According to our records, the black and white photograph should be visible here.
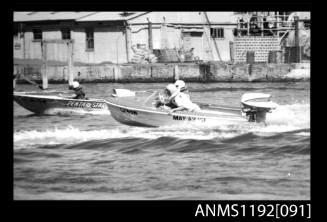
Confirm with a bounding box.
[13,11,310,201]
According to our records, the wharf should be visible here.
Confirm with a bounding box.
[14,61,310,84]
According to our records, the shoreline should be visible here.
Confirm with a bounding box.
[14,61,310,83]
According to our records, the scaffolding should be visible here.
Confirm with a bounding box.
[235,12,309,42]
[234,12,310,63]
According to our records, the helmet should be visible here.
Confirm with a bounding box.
[72,81,80,89]
[166,84,177,95]
[175,80,186,89]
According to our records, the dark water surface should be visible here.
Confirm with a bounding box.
[14,82,310,200]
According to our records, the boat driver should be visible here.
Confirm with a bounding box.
[165,83,200,114]
[168,80,190,101]
[71,81,86,99]
[154,84,178,109]
[58,81,86,99]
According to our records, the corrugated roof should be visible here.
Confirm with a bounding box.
[14,11,97,22]
[76,12,149,21]
[128,12,238,24]
[205,12,239,24]
[14,11,238,24]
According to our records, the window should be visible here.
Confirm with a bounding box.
[85,28,94,51]
[33,29,42,40]
[210,28,224,39]
[61,29,71,40]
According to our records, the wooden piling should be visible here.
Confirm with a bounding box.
[204,12,222,61]
[41,41,48,89]
[13,74,16,90]
[229,41,234,64]
[13,66,17,90]
[246,51,255,76]
[125,24,132,63]
[67,41,74,87]
[294,16,300,63]
[147,18,153,51]
[174,65,179,80]
[113,65,120,82]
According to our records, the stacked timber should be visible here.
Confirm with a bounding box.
[131,45,158,64]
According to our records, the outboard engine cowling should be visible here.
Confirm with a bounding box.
[241,93,278,123]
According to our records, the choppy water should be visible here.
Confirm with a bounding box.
[13,82,310,200]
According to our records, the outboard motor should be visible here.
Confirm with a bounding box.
[241,93,278,123]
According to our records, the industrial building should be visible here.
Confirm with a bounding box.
[13,11,239,64]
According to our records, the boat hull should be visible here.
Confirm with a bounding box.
[14,92,110,115]
[105,97,247,127]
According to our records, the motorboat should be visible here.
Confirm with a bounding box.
[105,89,278,127]
[14,91,110,115]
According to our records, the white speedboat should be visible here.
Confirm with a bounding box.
[105,89,278,127]
[14,91,110,115]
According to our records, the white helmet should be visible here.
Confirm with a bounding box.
[72,81,80,89]
[166,83,177,95]
[175,80,186,89]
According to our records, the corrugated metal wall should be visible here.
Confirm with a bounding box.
[14,22,235,64]
[46,42,69,62]
[14,27,128,64]
[129,24,234,62]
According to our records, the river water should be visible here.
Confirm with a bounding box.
[13,82,310,200]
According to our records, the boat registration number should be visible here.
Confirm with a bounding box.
[173,115,206,122]
[65,101,105,109]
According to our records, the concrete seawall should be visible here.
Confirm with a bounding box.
[14,61,310,83]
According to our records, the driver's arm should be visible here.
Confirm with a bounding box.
[170,106,186,113]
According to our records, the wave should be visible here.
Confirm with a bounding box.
[264,103,310,132]
[285,68,310,80]
[191,86,309,92]
[14,103,310,149]
[14,131,310,155]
